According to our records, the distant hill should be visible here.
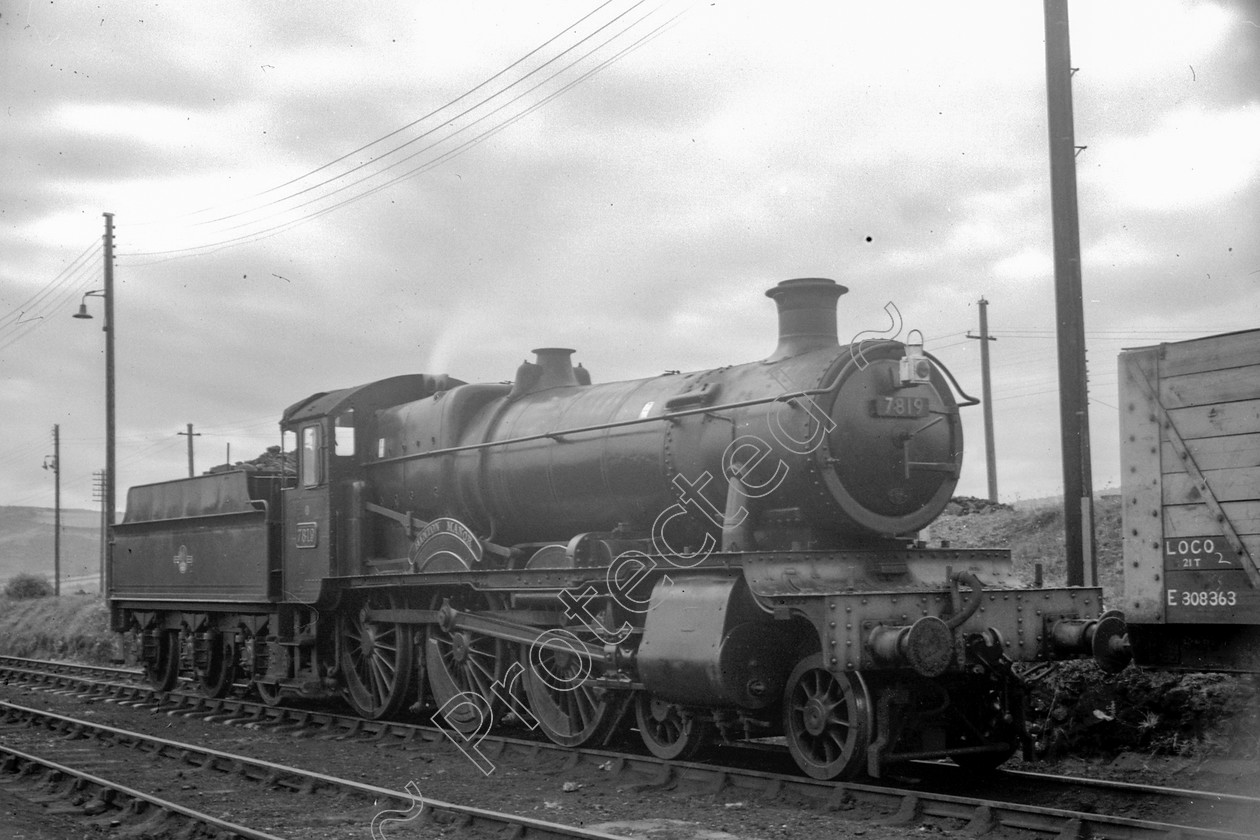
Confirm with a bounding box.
[0,506,103,593]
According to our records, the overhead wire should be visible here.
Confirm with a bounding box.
[1,8,664,359]
[123,1,685,262]
[140,0,630,229]
[0,440,52,473]
[324,0,692,219]
[0,258,102,354]
[121,0,689,263]
[0,239,98,328]
[0,240,102,353]
[8,2,700,508]
[3,433,185,507]
[197,0,649,232]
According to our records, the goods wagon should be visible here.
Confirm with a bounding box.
[1119,329,1260,672]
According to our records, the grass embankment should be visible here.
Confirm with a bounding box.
[0,593,114,663]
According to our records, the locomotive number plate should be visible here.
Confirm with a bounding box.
[871,396,929,418]
[295,521,319,549]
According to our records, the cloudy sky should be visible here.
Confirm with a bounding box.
[2,1,1258,524]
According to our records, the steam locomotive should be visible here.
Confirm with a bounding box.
[109,278,1129,780]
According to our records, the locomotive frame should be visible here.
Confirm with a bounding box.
[109,278,1128,780]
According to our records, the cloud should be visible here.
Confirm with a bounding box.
[1089,104,1260,212]
[2,0,1258,513]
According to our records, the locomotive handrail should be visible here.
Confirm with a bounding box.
[924,350,981,407]
[369,384,844,467]
[370,348,977,468]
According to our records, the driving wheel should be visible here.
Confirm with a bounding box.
[425,591,507,733]
[341,592,416,719]
[519,629,619,748]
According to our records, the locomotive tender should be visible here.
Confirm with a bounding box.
[110,277,1128,779]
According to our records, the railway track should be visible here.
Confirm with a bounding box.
[0,743,287,840]
[0,653,143,683]
[0,699,634,840]
[3,655,1257,839]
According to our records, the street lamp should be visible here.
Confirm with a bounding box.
[73,289,106,320]
[73,212,115,597]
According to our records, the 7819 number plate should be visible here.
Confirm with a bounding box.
[295,521,319,549]
[872,396,929,418]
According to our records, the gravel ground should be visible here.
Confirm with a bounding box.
[0,786,97,840]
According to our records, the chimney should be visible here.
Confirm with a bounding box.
[531,347,580,389]
[765,278,847,361]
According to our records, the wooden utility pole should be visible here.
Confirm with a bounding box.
[45,425,61,596]
[103,212,116,596]
[967,298,998,503]
[92,470,106,593]
[73,214,115,595]
[178,423,201,477]
[1044,0,1096,587]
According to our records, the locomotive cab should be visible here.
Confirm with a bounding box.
[278,374,463,603]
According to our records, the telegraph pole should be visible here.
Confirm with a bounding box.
[1044,0,1096,587]
[967,298,998,503]
[72,214,116,594]
[44,425,61,596]
[178,423,201,477]
[92,470,106,593]
[103,212,117,596]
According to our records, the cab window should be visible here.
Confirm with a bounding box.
[301,425,322,487]
[333,410,355,458]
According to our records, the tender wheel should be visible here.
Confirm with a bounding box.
[249,629,284,706]
[426,591,507,733]
[341,592,416,720]
[255,681,284,707]
[783,654,872,781]
[519,631,618,748]
[195,631,236,698]
[635,694,712,761]
[145,629,180,691]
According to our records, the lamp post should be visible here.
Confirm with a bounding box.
[73,211,116,597]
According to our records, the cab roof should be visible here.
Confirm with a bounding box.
[281,373,464,427]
